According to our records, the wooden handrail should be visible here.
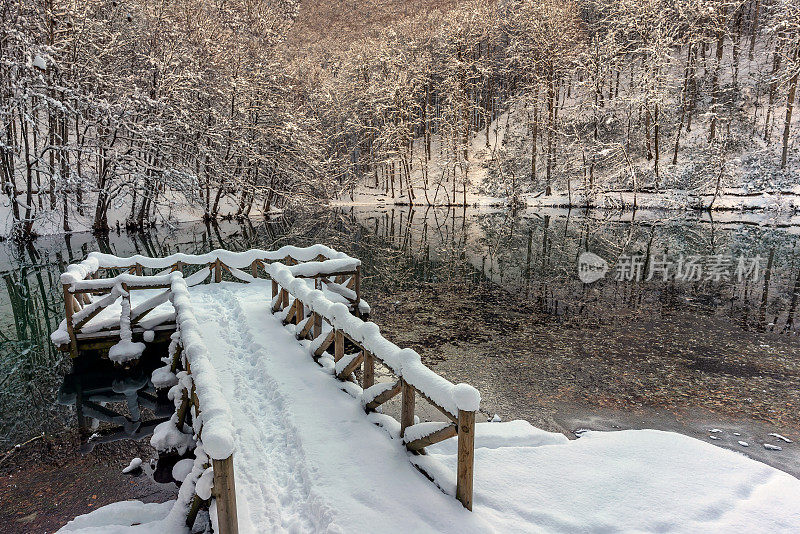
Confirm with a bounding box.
[58,249,364,354]
[268,266,478,510]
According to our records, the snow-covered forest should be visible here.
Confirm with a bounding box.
[3,0,800,239]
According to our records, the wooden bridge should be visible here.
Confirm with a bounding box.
[55,246,480,533]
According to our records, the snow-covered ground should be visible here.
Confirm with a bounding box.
[57,281,800,533]
[0,191,282,238]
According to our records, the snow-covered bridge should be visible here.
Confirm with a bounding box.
[54,247,800,533]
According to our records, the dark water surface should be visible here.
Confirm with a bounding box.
[2,207,799,475]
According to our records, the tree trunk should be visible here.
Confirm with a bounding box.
[781,40,799,169]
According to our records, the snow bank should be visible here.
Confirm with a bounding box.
[57,501,176,533]
[413,427,800,532]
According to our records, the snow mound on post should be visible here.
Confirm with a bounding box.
[151,365,178,389]
[452,383,481,412]
[108,339,145,363]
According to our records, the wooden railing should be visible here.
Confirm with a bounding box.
[56,247,365,357]
[265,261,479,510]
[166,272,239,534]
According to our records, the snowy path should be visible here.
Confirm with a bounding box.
[189,282,491,533]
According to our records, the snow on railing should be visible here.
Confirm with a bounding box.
[59,245,357,284]
[148,272,239,533]
[266,261,480,510]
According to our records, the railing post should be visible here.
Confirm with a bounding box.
[272,280,278,299]
[354,265,362,317]
[400,380,415,436]
[313,312,322,338]
[281,286,289,308]
[212,456,239,534]
[214,259,222,283]
[456,409,475,511]
[334,330,344,362]
[295,300,304,325]
[62,283,78,358]
[362,349,374,389]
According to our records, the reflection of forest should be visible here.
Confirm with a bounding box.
[348,206,800,333]
[344,206,800,472]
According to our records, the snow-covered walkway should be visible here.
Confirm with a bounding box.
[61,281,800,533]
[189,282,488,532]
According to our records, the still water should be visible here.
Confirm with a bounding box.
[2,206,799,473]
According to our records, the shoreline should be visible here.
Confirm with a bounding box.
[0,429,176,534]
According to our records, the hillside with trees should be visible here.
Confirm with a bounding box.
[2,0,800,240]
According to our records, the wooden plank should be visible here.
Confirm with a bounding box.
[456,410,476,511]
[176,389,190,428]
[73,295,114,331]
[400,380,415,436]
[365,380,402,410]
[281,286,289,308]
[404,423,457,452]
[297,316,315,339]
[313,330,335,357]
[336,351,364,380]
[130,289,171,325]
[362,350,374,389]
[185,493,207,528]
[282,299,297,325]
[170,344,183,373]
[212,456,239,534]
[295,300,304,326]
[63,284,78,358]
[70,284,171,294]
[272,289,285,312]
[313,312,322,338]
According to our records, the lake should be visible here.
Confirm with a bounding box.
[2,206,799,474]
